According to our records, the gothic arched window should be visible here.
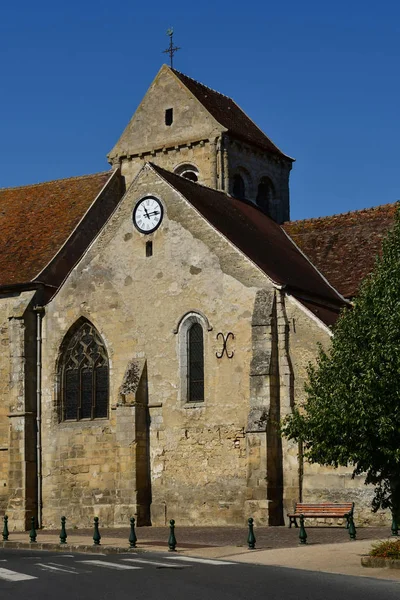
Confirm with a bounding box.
[187,323,204,402]
[59,320,109,421]
[256,177,275,215]
[233,174,246,200]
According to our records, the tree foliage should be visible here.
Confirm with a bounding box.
[282,204,400,515]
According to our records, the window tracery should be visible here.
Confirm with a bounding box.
[59,320,109,421]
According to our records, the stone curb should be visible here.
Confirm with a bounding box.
[0,541,149,555]
[361,556,400,569]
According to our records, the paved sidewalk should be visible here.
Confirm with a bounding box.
[217,540,400,582]
[1,526,399,582]
[19,524,392,548]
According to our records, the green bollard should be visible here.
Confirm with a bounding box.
[299,514,307,545]
[93,517,101,546]
[2,515,9,541]
[168,519,177,552]
[348,514,356,540]
[129,517,137,548]
[60,516,67,544]
[391,514,399,536]
[29,516,37,543]
[247,517,256,550]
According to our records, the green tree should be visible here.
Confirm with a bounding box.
[282,204,400,526]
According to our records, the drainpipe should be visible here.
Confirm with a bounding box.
[34,306,45,528]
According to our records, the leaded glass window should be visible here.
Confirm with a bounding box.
[60,321,109,421]
[187,323,204,402]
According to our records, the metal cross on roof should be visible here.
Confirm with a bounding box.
[163,28,180,69]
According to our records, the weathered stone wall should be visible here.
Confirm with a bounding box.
[109,67,221,161]
[284,296,386,526]
[108,66,222,189]
[118,141,217,191]
[40,166,274,528]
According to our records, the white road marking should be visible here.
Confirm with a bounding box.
[24,555,74,559]
[0,567,37,582]
[122,558,191,568]
[166,556,236,565]
[48,562,78,569]
[78,560,141,570]
[35,563,78,574]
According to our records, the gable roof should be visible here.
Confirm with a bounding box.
[283,203,397,299]
[150,164,346,326]
[0,171,122,290]
[171,68,292,160]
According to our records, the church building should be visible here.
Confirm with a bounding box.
[0,65,393,530]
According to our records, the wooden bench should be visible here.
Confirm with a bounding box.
[287,502,354,528]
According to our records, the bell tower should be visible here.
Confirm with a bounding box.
[108,65,293,224]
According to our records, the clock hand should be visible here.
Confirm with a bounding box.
[143,206,150,219]
[147,211,160,217]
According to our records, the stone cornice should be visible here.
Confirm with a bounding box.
[108,138,212,165]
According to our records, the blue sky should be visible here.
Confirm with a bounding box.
[1,1,399,220]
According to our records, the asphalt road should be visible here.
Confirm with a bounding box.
[0,548,399,600]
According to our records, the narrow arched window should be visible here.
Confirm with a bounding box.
[59,320,109,421]
[256,177,274,215]
[233,174,246,200]
[182,171,198,182]
[174,163,199,182]
[187,323,204,402]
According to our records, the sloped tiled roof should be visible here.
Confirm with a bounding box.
[151,164,345,326]
[0,172,116,288]
[283,203,397,298]
[172,69,292,160]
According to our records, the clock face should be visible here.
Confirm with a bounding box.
[133,196,163,234]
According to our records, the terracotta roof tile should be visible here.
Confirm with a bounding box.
[0,172,114,287]
[283,203,398,298]
[151,164,345,326]
[172,69,292,159]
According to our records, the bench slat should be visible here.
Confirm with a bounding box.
[295,507,351,510]
[293,508,350,512]
[288,513,349,517]
[295,504,352,509]
[287,502,354,520]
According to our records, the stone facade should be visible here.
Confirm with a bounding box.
[39,168,269,527]
[0,65,386,531]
